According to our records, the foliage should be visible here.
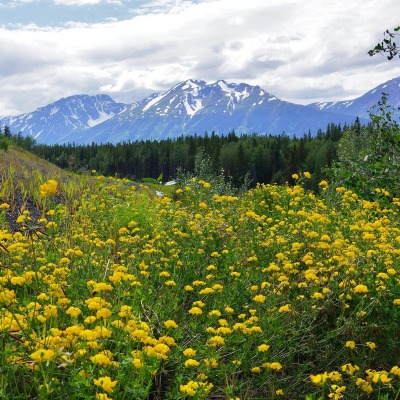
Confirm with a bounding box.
[0,165,400,399]
[0,134,9,152]
[30,125,345,190]
[368,26,400,60]
[328,94,400,200]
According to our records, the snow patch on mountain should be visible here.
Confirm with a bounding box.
[87,111,117,127]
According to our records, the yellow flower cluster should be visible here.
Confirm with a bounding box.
[40,179,58,198]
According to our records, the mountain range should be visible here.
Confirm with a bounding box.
[1,77,399,145]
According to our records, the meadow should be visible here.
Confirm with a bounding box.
[0,158,400,399]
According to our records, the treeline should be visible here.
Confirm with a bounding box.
[30,123,346,189]
[0,126,36,151]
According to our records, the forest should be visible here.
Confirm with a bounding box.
[14,122,347,191]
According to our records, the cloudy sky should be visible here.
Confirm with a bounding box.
[0,0,399,116]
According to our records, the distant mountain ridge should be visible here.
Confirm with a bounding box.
[307,76,400,119]
[0,94,127,144]
[1,77,399,145]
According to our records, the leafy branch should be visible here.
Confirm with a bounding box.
[368,26,400,60]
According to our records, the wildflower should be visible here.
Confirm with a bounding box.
[31,349,55,363]
[207,335,225,347]
[0,203,10,209]
[164,320,178,329]
[292,173,299,179]
[40,180,58,198]
[263,362,283,371]
[183,348,197,358]
[278,304,291,313]
[253,294,266,303]
[96,394,112,400]
[341,363,359,375]
[66,306,82,318]
[345,341,356,350]
[304,171,311,179]
[189,307,203,316]
[204,358,218,368]
[258,344,270,352]
[132,358,144,368]
[276,389,284,396]
[93,376,118,394]
[390,366,400,376]
[91,354,111,366]
[366,341,376,350]
[185,359,200,367]
[310,372,329,386]
[355,378,373,394]
[251,366,261,373]
[353,284,368,294]
[96,308,112,319]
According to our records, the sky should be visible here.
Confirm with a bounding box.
[0,0,399,116]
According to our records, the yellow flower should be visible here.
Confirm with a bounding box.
[0,203,10,209]
[253,294,266,303]
[183,348,197,357]
[96,308,112,319]
[93,376,118,394]
[207,335,225,347]
[40,180,58,198]
[257,344,270,352]
[278,304,291,313]
[164,320,178,329]
[184,359,200,367]
[31,349,55,362]
[263,362,283,371]
[96,394,111,400]
[189,307,203,316]
[251,366,261,373]
[310,372,329,386]
[353,284,368,294]
[304,171,311,179]
[66,306,82,318]
[292,173,299,179]
[366,341,376,350]
[345,341,356,350]
[91,354,111,366]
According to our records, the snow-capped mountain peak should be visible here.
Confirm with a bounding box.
[1,77,398,145]
[0,94,126,144]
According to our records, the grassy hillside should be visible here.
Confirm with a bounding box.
[0,148,400,399]
[0,145,67,178]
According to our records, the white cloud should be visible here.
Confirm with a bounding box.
[52,0,122,5]
[0,0,399,116]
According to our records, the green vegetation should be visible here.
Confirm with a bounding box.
[369,26,400,60]
[329,95,400,201]
[30,123,345,191]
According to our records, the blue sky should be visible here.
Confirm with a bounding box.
[0,0,144,26]
[0,0,399,116]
